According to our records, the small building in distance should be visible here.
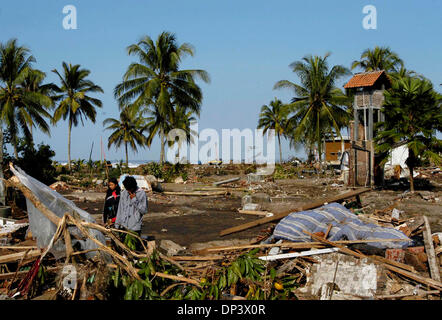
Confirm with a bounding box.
[324,135,351,165]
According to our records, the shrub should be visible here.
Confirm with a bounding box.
[7,140,58,185]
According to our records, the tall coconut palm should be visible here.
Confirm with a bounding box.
[21,69,57,140]
[114,31,210,164]
[0,39,53,158]
[52,62,103,171]
[103,106,147,168]
[257,98,289,163]
[274,53,351,169]
[351,46,403,73]
[168,105,198,162]
[142,102,172,154]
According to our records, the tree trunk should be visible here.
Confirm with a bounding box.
[277,133,282,164]
[406,149,417,193]
[125,142,129,169]
[160,128,165,165]
[13,138,18,159]
[409,165,415,193]
[317,136,322,175]
[68,121,72,172]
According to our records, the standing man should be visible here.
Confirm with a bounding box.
[115,176,148,235]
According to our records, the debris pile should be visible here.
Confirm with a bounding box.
[1,165,441,300]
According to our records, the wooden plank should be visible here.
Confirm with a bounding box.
[423,216,441,282]
[0,249,41,264]
[219,188,371,236]
[237,210,270,216]
[200,238,409,253]
[0,246,38,250]
[0,266,60,281]
[324,224,332,239]
[213,177,240,186]
[259,248,339,261]
[163,191,227,196]
[154,272,201,287]
[375,290,440,299]
[169,255,225,261]
[371,255,415,273]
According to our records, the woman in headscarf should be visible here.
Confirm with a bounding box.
[103,177,121,224]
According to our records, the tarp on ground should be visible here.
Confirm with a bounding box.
[272,202,412,249]
[11,166,107,260]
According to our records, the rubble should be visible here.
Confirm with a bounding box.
[300,252,387,298]
[159,240,186,256]
[1,164,441,301]
[49,181,70,192]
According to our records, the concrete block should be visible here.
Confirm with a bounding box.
[242,203,260,211]
[305,252,386,298]
[247,173,265,183]
[251,193,271,203]
[241,195,253,207]
[159,240,185,256]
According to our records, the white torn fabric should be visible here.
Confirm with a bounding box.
[10,166,107,260]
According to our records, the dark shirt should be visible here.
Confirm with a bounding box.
[103,186,121,223]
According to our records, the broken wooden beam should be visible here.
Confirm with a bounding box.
[213,177,240,186]
[154,272,201,287]
[375,290,440,300]
[0,249,41,264]
[423,216,441,282]
[259,248,340,261]
[163,191,228,196]
[371,255,415,273]
[0,246,38,250]
[169,255,225,261]
[198,238,409,254]
[237,209,271,216]
[219,188,372,236]
[0,266,60,281]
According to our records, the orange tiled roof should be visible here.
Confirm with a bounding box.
[344,70,386,89]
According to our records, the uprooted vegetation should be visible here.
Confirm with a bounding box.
[1,163,442,300]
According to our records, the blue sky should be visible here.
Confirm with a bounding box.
[1,0,441,162]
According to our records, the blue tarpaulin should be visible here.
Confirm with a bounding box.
[272,202,412,249]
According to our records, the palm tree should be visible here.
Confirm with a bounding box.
[0,39,53,158]
[114,31,210,164]
[52,62,103,171]
[274,53,351,169]
[167,105,197,162]
[103,106,147,168]
[389,67,424,83]
[351,46,403,73]
[257,98,289,163]
[375,76,442,192]
[21,69,57,140]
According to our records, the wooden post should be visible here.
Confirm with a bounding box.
[423,216,441,282]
